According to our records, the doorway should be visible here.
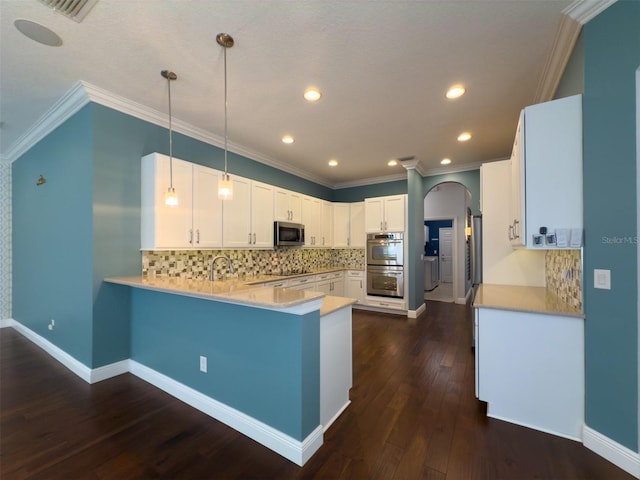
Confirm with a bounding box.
[423,182,471,304]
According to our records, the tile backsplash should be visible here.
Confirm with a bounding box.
[143,248,365,280]
[545,249,582,309]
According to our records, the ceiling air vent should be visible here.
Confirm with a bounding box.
[38,0,98,23]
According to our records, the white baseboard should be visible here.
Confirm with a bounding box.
[323,400,351,433]
[583,425,640,478]
[408,302,426,318]
[0,318,15,328]
[7,321,128,384]
[129,360,323,466]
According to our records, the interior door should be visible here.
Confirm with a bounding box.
[439,227,453,283]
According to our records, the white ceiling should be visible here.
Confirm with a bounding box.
[0,1,601,188]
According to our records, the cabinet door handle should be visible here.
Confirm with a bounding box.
[513,220,520,239]
[189,229,193,244]
[508,224,514,241]
[380,221,383,230]
[196,229,200,244]
[248,233,252,244]
[253,233,257,244]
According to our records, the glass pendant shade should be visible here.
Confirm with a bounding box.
[218,174,233,200]
[165,186,179,206]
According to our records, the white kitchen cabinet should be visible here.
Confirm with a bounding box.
[274,187,302,223]
[345,270,364,304]
[141,153,222,250]
[349,202,365,247]
[475,305,584,440]
[316,271,344,296]
[333,202,365,248]
[320,201,333,247]
[222,177,274,248]
[364,194,406,233]
[288,275,316,291]
[301,195,331,247]
[301,195,321,247]
[333,203,350,248]
[508,94,583,249]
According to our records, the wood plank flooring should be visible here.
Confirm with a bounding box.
[1,302,634,479]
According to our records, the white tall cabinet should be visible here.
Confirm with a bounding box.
[141,153,222,250]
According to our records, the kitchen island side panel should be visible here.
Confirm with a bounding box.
[129,287,320,441]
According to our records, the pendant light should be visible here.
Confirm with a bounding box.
[162,69,179,206]
[217,33,234,200]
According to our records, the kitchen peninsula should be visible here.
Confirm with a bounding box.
[105,275,356,466]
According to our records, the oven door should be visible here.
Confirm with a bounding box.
[366,239,404,266]
[367,266,404,298]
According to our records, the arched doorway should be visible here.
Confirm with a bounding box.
[423,182,472,304]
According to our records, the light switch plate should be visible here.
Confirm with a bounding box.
[594,269,611,290]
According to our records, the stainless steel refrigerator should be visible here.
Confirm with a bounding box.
[470,215,482,347]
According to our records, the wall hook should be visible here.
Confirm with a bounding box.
[36,175,46,186]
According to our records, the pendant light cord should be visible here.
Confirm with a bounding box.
[223,43,228,177]
[168,74,174,189]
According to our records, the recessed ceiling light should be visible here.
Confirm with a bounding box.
[14,19,62,47]
[328,159,338,167]
[282,135,294,144]
[387,159,398,166]
[446,84,466,99]
[304,87,322,102]
[457,132,472,142]
[441,158,452,165]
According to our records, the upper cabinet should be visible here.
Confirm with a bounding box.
[223,178,274,248]
[274,187,302,223]
[508,94,583,249]
[141,153,222,250]
[333,202,365,247]
[364,194,406,233]
[301,196,332,247]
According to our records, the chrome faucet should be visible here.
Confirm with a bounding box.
[209,255,235,281]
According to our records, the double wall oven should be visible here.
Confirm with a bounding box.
[366,232,404,298]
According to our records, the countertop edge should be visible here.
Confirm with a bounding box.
[105,276,326,313]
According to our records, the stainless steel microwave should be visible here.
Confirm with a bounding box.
[274,221,305,246]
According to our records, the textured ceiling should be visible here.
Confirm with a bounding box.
[0,0,584,187]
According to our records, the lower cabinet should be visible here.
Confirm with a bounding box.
[474,307,584,440]
[365,296,406,311]
[316,272,344,296]
[345,270,364,304]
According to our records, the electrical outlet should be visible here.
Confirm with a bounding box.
[199,355,207,373]
[48,319,55,331]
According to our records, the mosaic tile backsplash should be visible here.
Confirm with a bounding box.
[545,249,582,309]
[0,163,11,320]
[143,248,365,280]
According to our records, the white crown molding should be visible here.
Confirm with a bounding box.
[5,81,335,188]
[565,0,618,25]
[3,82,91,163]
[534,11,582,103]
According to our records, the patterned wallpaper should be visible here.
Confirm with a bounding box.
[143,248,365,280]
[545,249,582,309]
[0,163,11,320]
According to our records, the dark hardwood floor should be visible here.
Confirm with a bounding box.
[1,302,634,479]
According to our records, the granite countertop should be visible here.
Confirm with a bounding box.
[105,275,356,315]
[472,284,584,318]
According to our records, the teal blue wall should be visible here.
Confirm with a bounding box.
[129,288,320,440]
[583,1,639,451]
[332,180,407,202]
[12,106,95,365]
